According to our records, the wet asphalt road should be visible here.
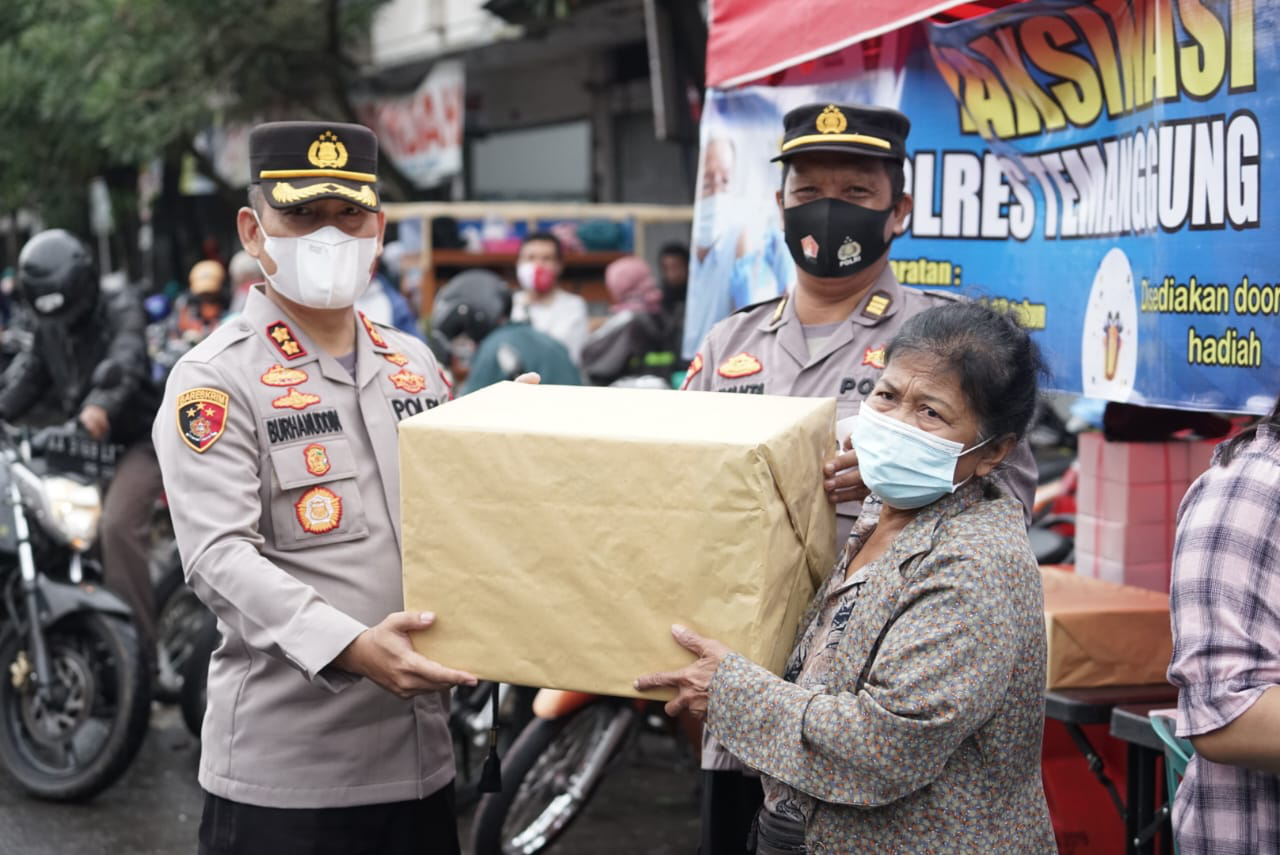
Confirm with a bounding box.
[0,704,700,855]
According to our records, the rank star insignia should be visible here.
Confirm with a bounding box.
[295,486,342,535]
[272,388,322,411]
[360,312,389,349]
[303,443,331,477]
[717,352,763,379]
[266,321,308,361]
[388,368,426,394]
[176,388,230,453]
[801,235,819,260]
[680,353,704,390]
[837,237,862,267]
[260,363,308,387]
[862,345,887,369]
[382,352,409,367]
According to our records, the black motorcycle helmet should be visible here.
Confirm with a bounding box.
[16,229,100,325]
[432,269,513,343]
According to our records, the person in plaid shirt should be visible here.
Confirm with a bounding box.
[1168,399,1280,855]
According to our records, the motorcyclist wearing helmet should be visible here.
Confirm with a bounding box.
[174,259,229,343]
[1,228,163,650]
[432,269,581,394]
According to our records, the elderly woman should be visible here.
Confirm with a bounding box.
[639,302,1055,854]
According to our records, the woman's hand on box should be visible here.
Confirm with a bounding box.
[333,610,478,698]
[634,624,729,719]
[824,436,868,505]
[514,372,541,384]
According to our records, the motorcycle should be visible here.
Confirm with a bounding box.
[0,420,151,800]
[451,682,537,811]
[470,689,690,855]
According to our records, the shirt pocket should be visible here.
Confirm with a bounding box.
[266,437,370,551]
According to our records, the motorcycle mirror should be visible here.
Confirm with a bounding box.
[143,293,172,324]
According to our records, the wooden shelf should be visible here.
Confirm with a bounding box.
[383,202,692,317]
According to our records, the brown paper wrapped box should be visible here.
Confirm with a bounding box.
[1041,566,1172,689]
[399,382,836,699]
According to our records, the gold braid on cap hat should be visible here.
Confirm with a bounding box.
[271,181,377,208]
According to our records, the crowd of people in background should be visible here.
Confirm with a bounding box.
[44,228,694,397]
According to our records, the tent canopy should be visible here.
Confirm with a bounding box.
[706,0,1022,89]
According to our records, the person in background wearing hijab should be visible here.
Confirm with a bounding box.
[581,256,673,386]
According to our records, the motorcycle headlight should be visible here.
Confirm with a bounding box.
[43,476,102,551]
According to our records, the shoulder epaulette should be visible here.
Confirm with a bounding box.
[920,288,963,303]
[731,294,786,317]
[181,319,256,364]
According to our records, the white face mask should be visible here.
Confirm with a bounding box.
[253,212,378,309]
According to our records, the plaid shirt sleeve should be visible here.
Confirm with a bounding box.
[1167,435,1280,738]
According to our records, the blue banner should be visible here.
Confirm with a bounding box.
[686,0,1276,414]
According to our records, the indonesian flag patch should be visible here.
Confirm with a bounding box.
[177,388,230,453]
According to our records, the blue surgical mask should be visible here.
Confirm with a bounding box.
[851,405,993,510]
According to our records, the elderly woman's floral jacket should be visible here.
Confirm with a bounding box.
[707,481,1056,854]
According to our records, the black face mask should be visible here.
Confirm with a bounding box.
[782,197,895,279]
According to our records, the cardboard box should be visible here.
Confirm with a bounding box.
[1073,550,1171,592]
[1074,513,1176,567]
[1076,475,1188,524]
[399,382,837,699]
[1042,567,1173,689]
[1077,432,1191,485]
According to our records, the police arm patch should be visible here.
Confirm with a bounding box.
[680,353,703,390]
[177,388,230,453]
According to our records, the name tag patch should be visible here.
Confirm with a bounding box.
[266,409,343,444]
[391,396,440,421]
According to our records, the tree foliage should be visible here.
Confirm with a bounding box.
[0,0,387,225]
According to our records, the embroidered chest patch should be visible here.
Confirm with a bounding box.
[304,443,331,477]
[717,352,763,379]
[272,388,322,411]
[388,368,426,394]
[260,363,308,387]
[296,486,342,535]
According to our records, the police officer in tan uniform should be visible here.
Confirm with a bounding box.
[685,103,1038,854]
[154,122,473,855]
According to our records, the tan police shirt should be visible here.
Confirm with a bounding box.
[153,286,454,808]
[685,266,1039,772]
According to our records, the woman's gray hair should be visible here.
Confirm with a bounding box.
[884,300,1044,441]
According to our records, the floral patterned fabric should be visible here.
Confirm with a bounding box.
[706,480,1055,854]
